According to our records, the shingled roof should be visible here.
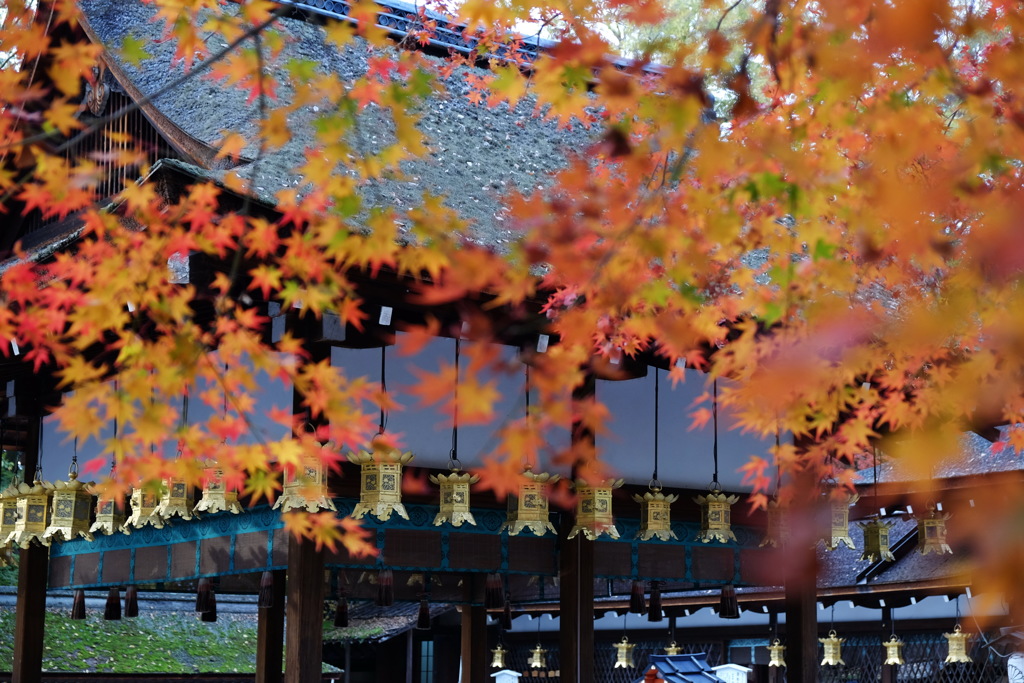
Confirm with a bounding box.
[76,0,591,249]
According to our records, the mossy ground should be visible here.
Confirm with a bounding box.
[0,609,259,674]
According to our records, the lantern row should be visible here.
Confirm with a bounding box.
[488,630,973,672]
[0,444,955,565]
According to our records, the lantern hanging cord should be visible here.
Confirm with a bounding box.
[774,426,781,495]
[111,378,118,476]
[178,389,190,458]
[70,437,78,477]
[830,604,835,632]
[622,611,628,638]
[524,364,532,470]
[651,370,660,490]
[379,346,388,435]
[711,379,719,490]
[449,338,461,470]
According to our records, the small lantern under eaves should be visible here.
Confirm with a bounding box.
[768,639,787,668]
[528,643,547,669]
[90,494,127,535]
[883,635,905,666]
[490,643,507,669]
[125,487,165,530]
[568,478,623,541]
[500,465,559,537]
[154,477,195,521]
[634,489,678,541]
[614,636,636,668]
[860,518,896,562]
[349,438,413,522]
[43,472,95,543]
[694,485,739,544]
[944,624,971,663]
[431,469,480,527]
[7,477,55,548]
[823,493,859,551]
[917,505,953,555]
[820,630,846,666]
[274,451,336,514]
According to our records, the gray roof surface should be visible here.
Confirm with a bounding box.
[858,430,1024,485]
[78,0,591,248]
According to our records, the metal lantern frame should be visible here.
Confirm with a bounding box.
[819,629,846,666]
[349,439,413,522]
[274,447,337,515]
[860,518,896,562]
[7,477,55,548]
[823,492,859,551]
[43,470,95,543]
[194,460,243,515]
[613,635,636,669]
[501,465,559,537]
[567,477,623,541]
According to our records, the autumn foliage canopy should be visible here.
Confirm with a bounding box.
[1,0,1024,594]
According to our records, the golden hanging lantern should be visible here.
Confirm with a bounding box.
[194,461,242,515]
[90,494,127,535]
[768,639,787,667]
[614,636,636,668]
[528,643,547,669]
[917,505,953,555]
[348,438,413,522]
[430,469,479,527]
[944,624,971,663]
[274,448,336,514]
[883,635,905,666]
[153,477,195,521]
[567,478,623,541]
[664,641,682,655]
[43,471,96,543]
[125,486,165,529]
[490,643,507,669]
[634,488,678,541]
[6,477,55,548]
[823,492,859,551]
[500,465,559,536]
[694,484,739,544]
[820,630,845,666]
[759,496,789,548]
[860,518,896,562]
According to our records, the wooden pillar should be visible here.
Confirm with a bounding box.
[460,576,487,683]
[559,375,596,683]
[12,383,45,683]
[284,332,328,682]
[285,536,325,683]
[256,569,285,683]
[783,461,819,683]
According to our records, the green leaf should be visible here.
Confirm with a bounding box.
[119,34,152,67]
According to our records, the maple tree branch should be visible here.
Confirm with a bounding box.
[715,0,747,32]
[0,7,287,156]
